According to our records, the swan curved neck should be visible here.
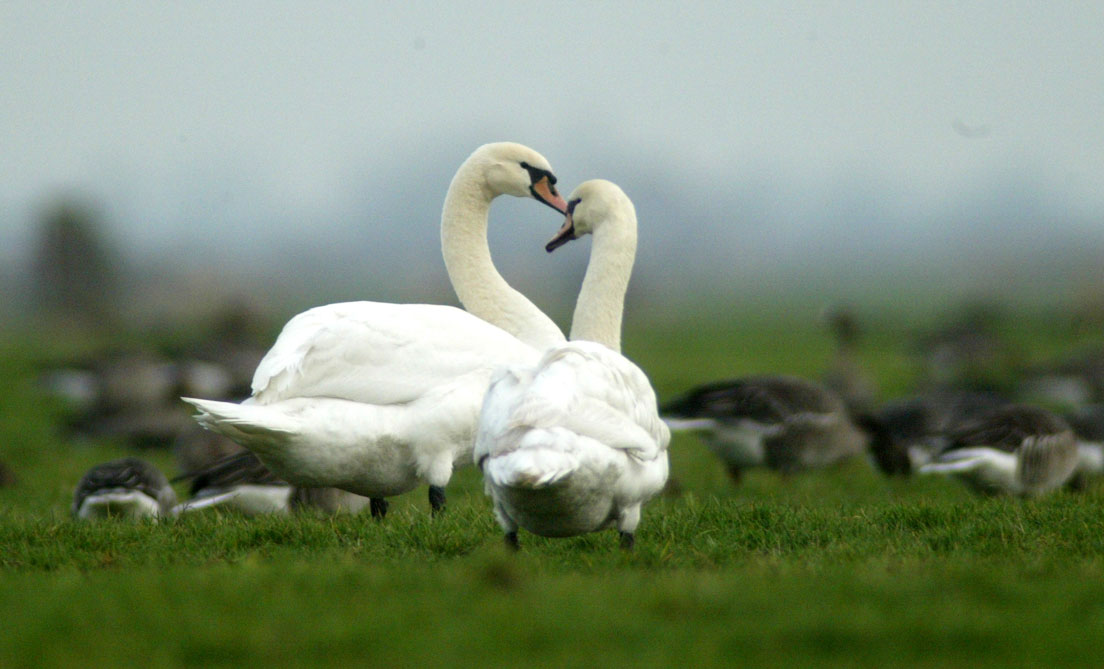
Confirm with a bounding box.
[440,161,565,350]
[568,210,637,352]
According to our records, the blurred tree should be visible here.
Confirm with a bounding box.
[30,197,120,327]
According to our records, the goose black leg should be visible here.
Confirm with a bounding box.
[428,485,446,516]
[504,531,520,551]
[369,497,389,519]
[619,531,635,551]
[725,463,744,484]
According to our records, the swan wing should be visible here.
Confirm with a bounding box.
[544,342,670,460]
[478,342,668,464]
[251,301,538,406]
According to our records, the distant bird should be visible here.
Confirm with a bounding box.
[182,143,569,519]
[173,451,371,516]
[0,460,14,487]
[662,375,866,483]
[1016,346,1104,411]
[856,390,1009,476]
[172,422,246,479]
[951,118,992,139]
[174,451,291,515]
[72,457,177,519]
[475,180,669,550]
[914,304,1010,391]
[183,298,271,397]
[917,404,1079,496]
[821,304,878,415]
[42,348,234,448]
[1061,404,1104,487]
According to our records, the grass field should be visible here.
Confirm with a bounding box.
[2,308,1103,667]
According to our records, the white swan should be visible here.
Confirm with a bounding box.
[474,180,670,550]
[183,143,568,517]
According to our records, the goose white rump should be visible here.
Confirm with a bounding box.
[476,341,670,538]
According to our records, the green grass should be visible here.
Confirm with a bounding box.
[3,310,1104,667]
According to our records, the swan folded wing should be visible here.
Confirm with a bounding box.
[250,301,537,405]
[500,343,669,461]
[473,365,533,466]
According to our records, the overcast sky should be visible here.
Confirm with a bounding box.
[3,2,1103,309]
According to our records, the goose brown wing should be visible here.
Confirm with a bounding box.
[178,451,284,496]
[946,405,1071,454]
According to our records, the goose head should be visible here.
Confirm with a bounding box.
[476,142,568,214]
[545,179,635,252]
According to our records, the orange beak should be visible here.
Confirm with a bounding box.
[545,208,576,253]
[530,176,568,214]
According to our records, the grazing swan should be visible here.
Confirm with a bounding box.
[918,404,1079,496]
[72,457,177,519]
[662,375,866,483]
[183,143,568,517]
[173,451,370,516]
[475,180,670,550]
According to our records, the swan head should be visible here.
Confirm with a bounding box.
[546,179,632,252]
[475,142,568,214]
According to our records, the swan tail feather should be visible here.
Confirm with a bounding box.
[181,397,297,442]
[484,446,578,489]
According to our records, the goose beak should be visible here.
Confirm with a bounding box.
[545,210,576,253]
[531,176,568,214]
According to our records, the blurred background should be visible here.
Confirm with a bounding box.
[3,2,1103,333]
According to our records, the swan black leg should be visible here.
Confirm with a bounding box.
[428,485,446,516]
[619,531,635,551]
[369,497,389,519]
[504,531,520,551]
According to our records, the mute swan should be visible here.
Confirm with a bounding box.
[72,457,177,519]
[173,451,370,516]
[474,180,670,550]
[917,404,1079,496]
[183,142,568,517]
[661,375,866,483]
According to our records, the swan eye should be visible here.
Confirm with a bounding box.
[566,198,581,214]
[519,161,556,189]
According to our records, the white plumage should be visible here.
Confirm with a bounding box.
[474,180,669,549]
[183,143,568,516]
